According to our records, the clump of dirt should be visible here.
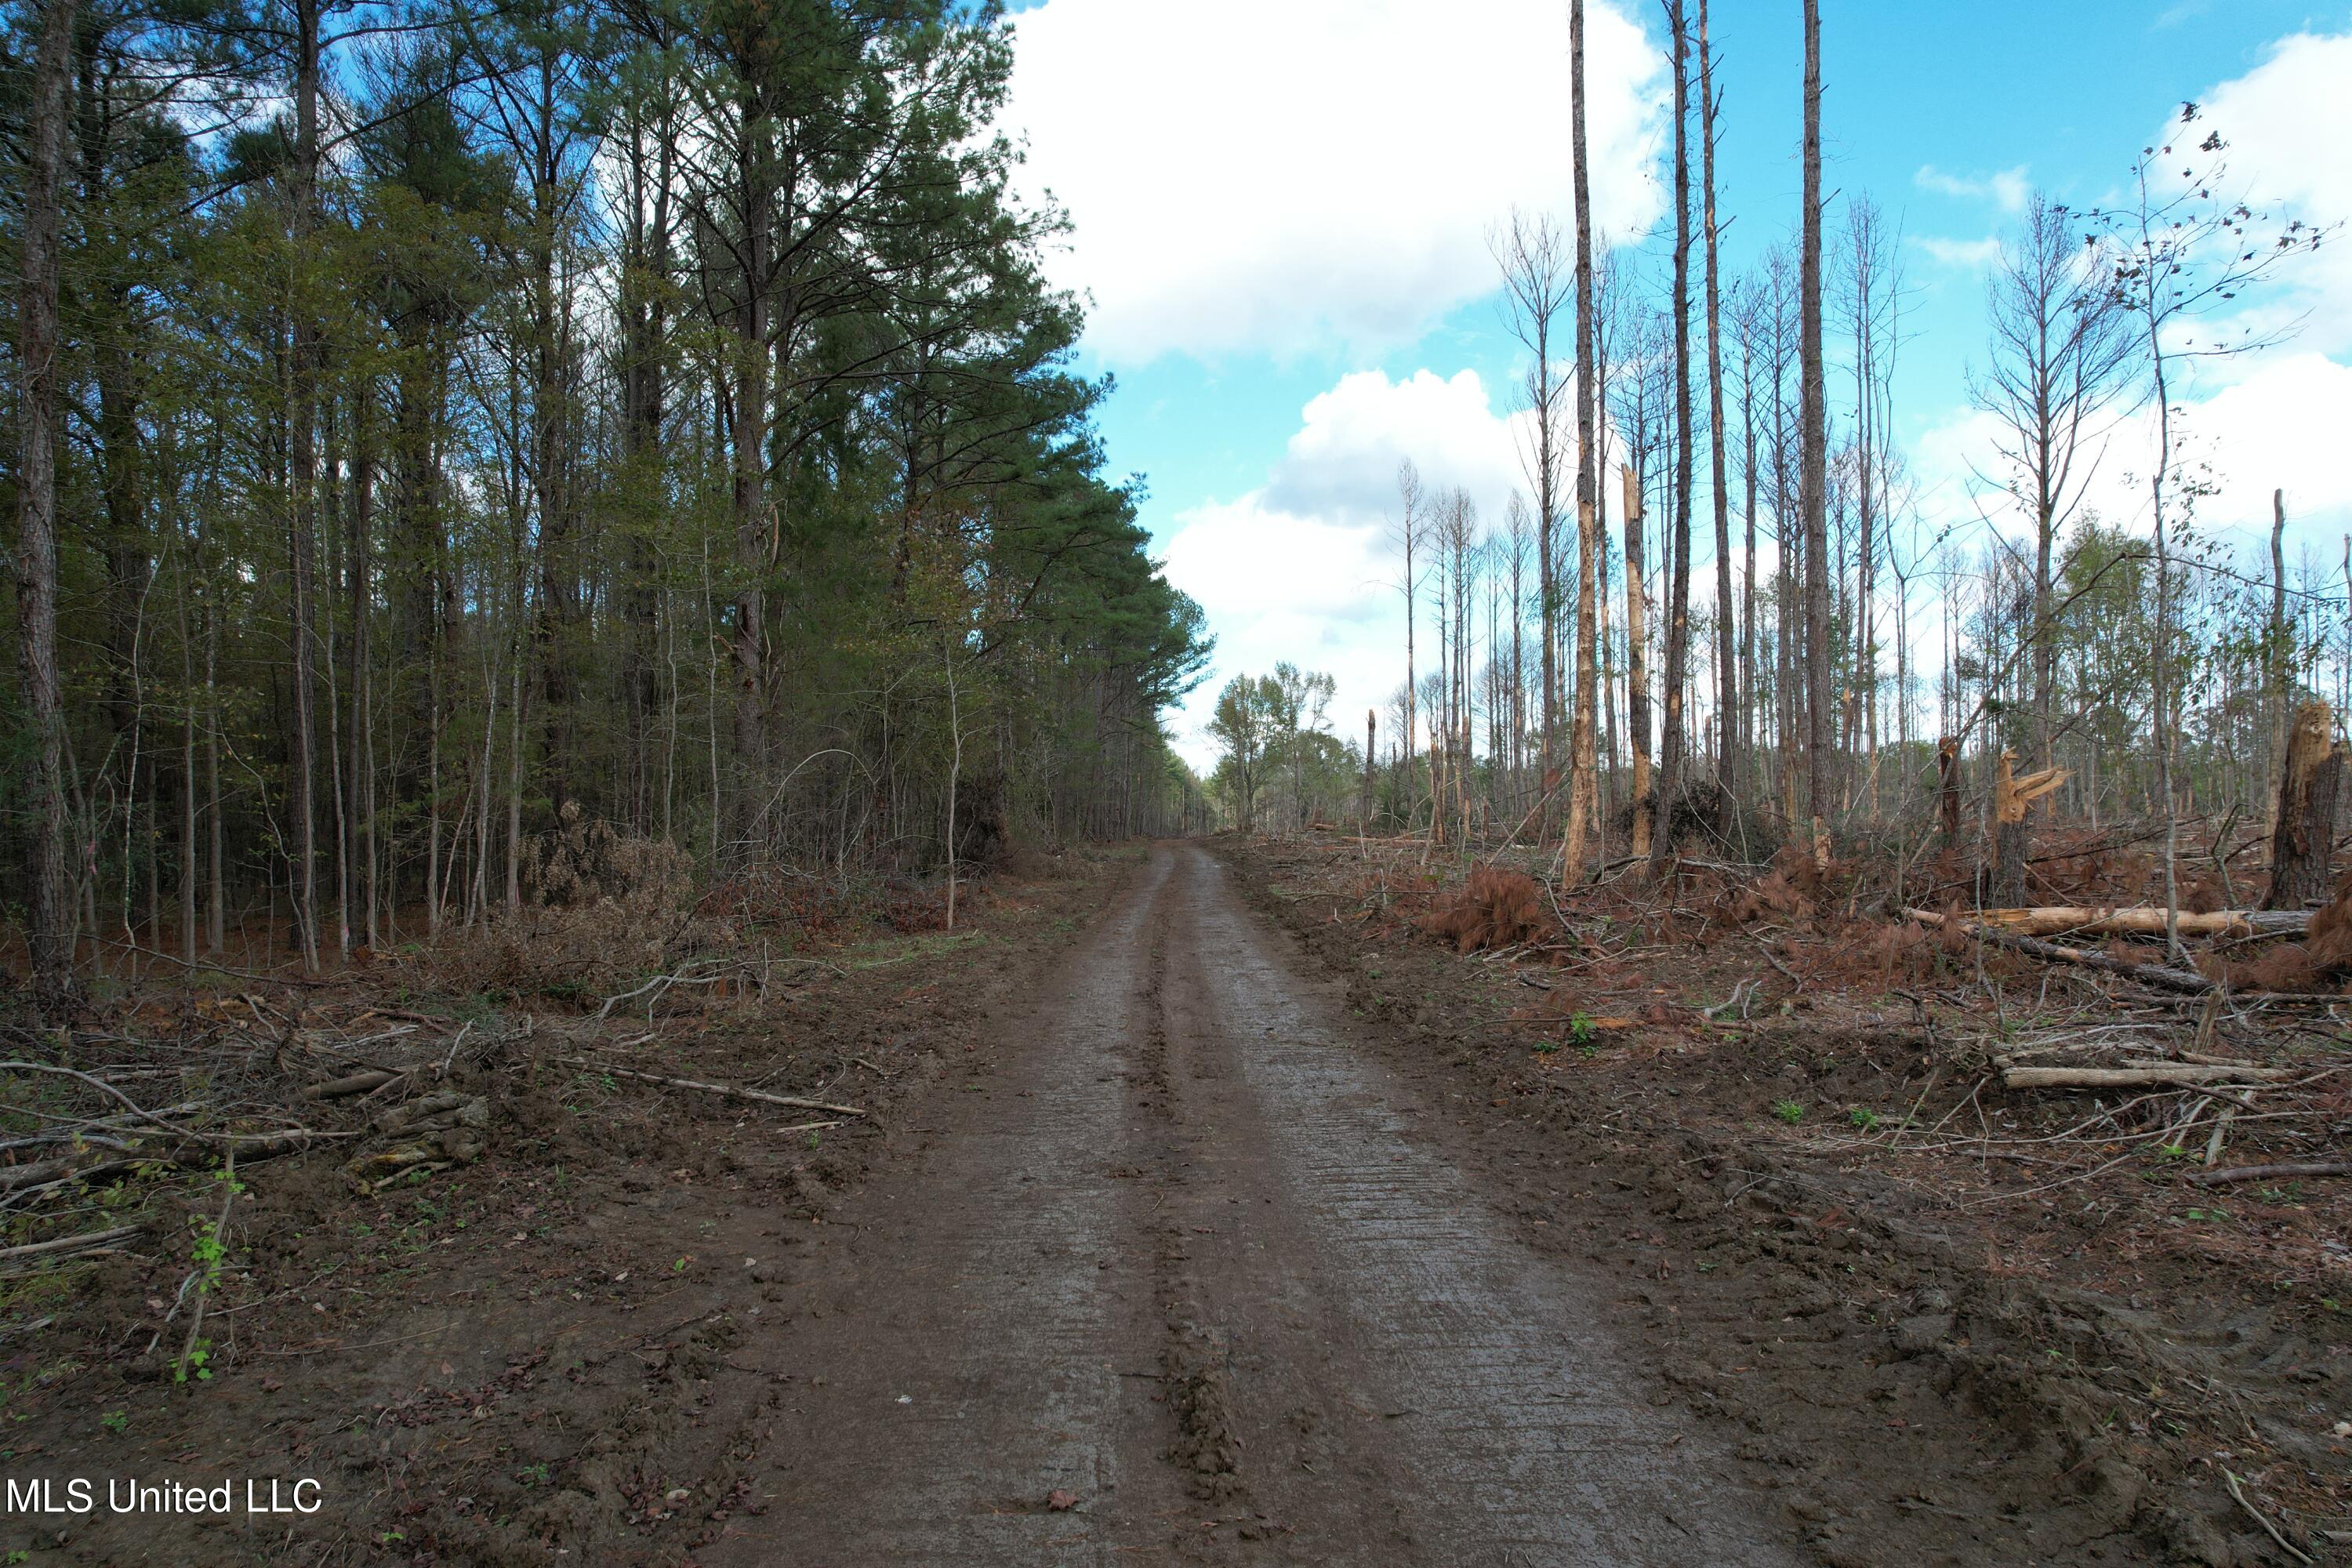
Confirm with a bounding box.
[1415,866,1545,952]
[1163,1330,1246,1501]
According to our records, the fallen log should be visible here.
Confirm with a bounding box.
[2002,1065,2293,1091]
[556,1059,868,1119]
[2186,1159,2352,1187]
[1905,908,2219,994]
[301,1069,404,1101]
[1969,907,2309,939]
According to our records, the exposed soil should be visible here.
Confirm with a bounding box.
[1225,833,2352,1567]
[5,837,2345,1566]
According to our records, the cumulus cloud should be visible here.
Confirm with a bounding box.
[1915,31,2352,564]
[1003,0,1668,365]
[1915,353,2352,557]
[1911,234,2002,270]
[2193,29,2352,359]
[1915,163,2031,213]
[1156,368,1539,765]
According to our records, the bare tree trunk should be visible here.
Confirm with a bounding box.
[1623,464,1653,855]
[2264,488,2292,861]
[1700,0,1736,795]
[2265,701,2343,909]
[11,0,81,1011]
[1651,0,1695,875]
[287,0,323,970]
[1799,0,1832,864]
[1565,0,1600,875]
[1992,748,2063,906]
[1937,736,1962,849]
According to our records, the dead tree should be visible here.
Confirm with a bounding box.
[1798,0,1832,860]
[2264,701,2344,909]
[1650,0,1696,877]
[1936,735,1961,849]
[1567,0,1602,874]
[1991,747,2064,906]
[1622,465,1653,856]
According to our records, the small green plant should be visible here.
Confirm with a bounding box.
[1531,1038,1559,1055]
[100,1410,127,1434]
[673,1257,688,1273]
[1770,1100,1806,1124]
[1848,1107,1880,1131]
[517,1462,553,1488]
[1567,1011,1598,1047]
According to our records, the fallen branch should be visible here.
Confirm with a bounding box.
[2002,1065,2293,1091]
[0,1223,146,1264]
[2223,1468,2314,1566]
[2187,1160,2352,1188]
[557,1059,867,1119]
[0,1062,209,1140]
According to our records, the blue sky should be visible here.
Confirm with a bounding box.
[997,1,2352,766]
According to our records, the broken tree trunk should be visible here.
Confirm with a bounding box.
[2002,1064,2292,1091]
[1905,906,2216,994]
[2187,1159,2352,1188]
[1990,747,2065,907]
[1969,907,2309,939]
[2263,700,2343,910]
[1937,735,1961,849]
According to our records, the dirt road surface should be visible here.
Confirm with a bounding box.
[708,844,1800,1565]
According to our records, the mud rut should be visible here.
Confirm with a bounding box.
[706,846,1802,1566]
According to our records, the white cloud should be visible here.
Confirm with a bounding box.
[1914,353,2352,559]
[1004,0,1668,365]
[1158,368,1538,765]
[1915,32,2352,570]
[1915,163,2031,214]
[2193,30,2352,359]
[1911,234,2002,270]
[1267,369,1526,525]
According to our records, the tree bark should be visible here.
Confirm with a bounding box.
[2264,700,2343,909]
[12,0,82,1011]
[1936,735,1961,849]
[1650,0,1694,876]
[2264,488,2290,859]
[1700,0,1736,794]
[288,0,323,970]
[1622,464,1653,856]
[1799,0,1832,858]
[1566,0,1600,875]
[1991,748,2064,906]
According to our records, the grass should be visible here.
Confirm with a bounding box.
[842,930,987,971]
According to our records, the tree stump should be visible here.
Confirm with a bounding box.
[1991,747,2064,907]
[2263,700,2344,909]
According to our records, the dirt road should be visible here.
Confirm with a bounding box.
[710,844,1801,1565]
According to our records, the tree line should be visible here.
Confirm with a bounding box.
[2,0,1213,1007]
[1208,0,2332,927]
